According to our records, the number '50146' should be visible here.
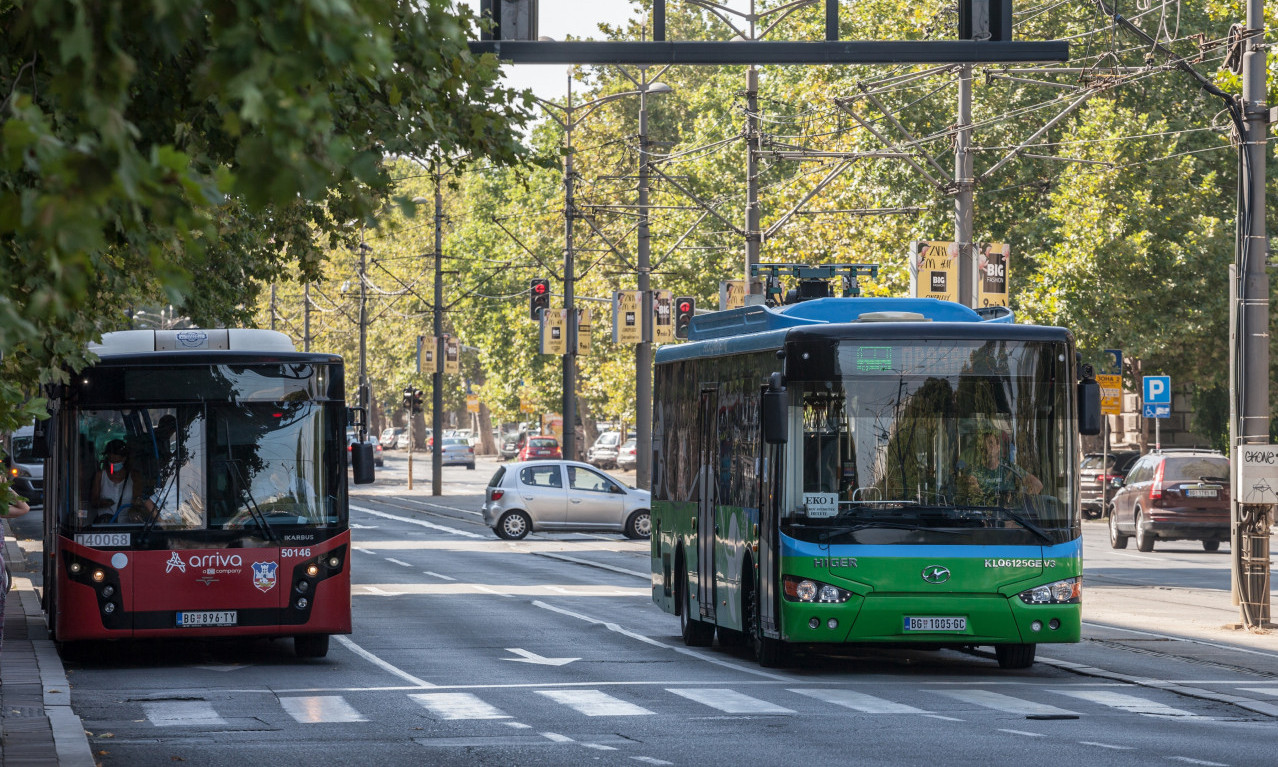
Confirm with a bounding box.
[281,548,312,558]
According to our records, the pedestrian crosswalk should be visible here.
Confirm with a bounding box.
[129,683,1234,728]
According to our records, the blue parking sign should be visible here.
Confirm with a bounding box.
[1143,375,1171,404]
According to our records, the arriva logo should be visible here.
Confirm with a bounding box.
[921,565,951,584]
[165,552,187,573]
[166,552,243,573]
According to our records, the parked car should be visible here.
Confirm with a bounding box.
[1108,449,1230,552]
[396,431,411,450]
[587,431,623,469]
[348,434,384,467]
[481,460,651,540]
[380,427,404,449]
[499,432,523,460]
[1080,450,1140,519]
[440,436,476,470]
[4,425,44,506]
[518,436,561,461]
[616,437,637,471]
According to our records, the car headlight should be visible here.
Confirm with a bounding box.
[783,575,851,603]
[1017,577,1081,605]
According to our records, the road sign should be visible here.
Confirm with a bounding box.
[1101,349,1122,376]
[1098,374,1121,415]
[1142,375,1170,404]
[1142,403,1170,419]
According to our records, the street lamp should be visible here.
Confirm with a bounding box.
[412,185,445,496]
[533,71,671,464]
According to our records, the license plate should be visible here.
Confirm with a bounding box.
[903,616,967,632]
[1186,488,1217,498]
[176,610,237,627]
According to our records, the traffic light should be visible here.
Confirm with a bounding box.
[674,296,695,339]
[530,278,550,319]
[402,386,414,410]
[411,388,424,414]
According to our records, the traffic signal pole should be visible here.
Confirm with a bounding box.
[636,86,653,488]
[433,172,444,496]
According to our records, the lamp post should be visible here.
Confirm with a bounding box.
[636,78,672,489]
[534,70,671,466]
[412,181,445,497]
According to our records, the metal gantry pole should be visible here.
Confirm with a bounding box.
[954,64,976,309]
[358,241,369,439]
[1234,0,1271,627]
[636,87,653,489]
[303,283,311,352]
[562,71,578,463]
[744,65,761,296]
[433,173,445,496]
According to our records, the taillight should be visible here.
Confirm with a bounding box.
[491,489,505,500]
[1150,460,1165,500]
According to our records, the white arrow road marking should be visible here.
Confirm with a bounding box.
[503,648,579,666]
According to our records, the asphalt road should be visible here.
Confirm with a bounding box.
[19,452,1278,766]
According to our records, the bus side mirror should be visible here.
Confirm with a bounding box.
[31,418,50,459]
[351,442,376,485]
[762,372,788,445]
[1077,364,1101,436]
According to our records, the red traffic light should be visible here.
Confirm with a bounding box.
[674,296,695,339]
[532,282,547,294]
[529,278,551,319]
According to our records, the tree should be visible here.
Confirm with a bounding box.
[0,0,533,444]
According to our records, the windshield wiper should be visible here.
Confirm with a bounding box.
[952,505,1053,544]
[226,460,278,543]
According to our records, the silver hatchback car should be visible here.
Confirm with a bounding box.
[482,460,651,540]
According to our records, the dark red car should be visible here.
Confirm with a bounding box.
[1108,450,1230,552]
[518,436,561,461]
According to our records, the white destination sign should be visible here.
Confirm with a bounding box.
[803,493,838,518]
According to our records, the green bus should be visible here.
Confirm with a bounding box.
[650,296,1100,668]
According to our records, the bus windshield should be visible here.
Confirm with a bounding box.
[781,338,1076,546]
[70,401,338,536]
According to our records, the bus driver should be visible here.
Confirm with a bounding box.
[962,430,1042,505]
[90,439,155,523]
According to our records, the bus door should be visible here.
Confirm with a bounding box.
[756,435,782,638]
[695,387,718,623]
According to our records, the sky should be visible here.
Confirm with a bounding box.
[461,0,642,100]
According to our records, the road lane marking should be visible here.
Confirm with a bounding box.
[1168,758,1228,766]
[631,758,675,765]
[537,689,655,716]
[423,571,456,581]
[386,558,413,567]
[333,635,436,689]
[1239,687,1278,697]
[930,689,1080,717]
[410,692,510,720]
[281,696,367,723]
[668,688,794,714]
[352,505,486,538]
[790,688,929,714]
[144,701,226,727]
[582,743,618,751]
[1053,689,1203,719]
[541,732,575,742]
[1079,742,1134,750]
[1080,621,1278,661]
[531,600,793,681]
[384,496,484,517]
[998,729,1045,737]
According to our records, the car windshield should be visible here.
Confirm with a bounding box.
[10,435,37,464]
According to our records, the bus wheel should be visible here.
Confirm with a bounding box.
[294,634,330,658]
[496,511,531,540]
[744,576,789,668]
[994,643,1036,669]
[678,565,714,647]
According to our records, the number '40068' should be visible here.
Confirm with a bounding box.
[281,548,312,558]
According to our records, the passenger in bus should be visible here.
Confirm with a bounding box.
[960,430,1042,506]
[90,439,153,523]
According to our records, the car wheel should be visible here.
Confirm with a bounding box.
[624,510,651,540]
[495,511,531,540]
[1202,539,1221,552]
[678,561,714,647]
[994,643,1036,669]
[1135,509,1154,552]
[1108,508,1129,549]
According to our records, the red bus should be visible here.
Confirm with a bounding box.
[38,329,373,657]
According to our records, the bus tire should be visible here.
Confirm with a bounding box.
[1202,539,1220,552]
[743,573,789,668]
[624,510,651,540]
[1108,509,1129,549]
[678,564,714,647]
[294,634,330,658]
[495,511,531,540]
[994,643,1036,669]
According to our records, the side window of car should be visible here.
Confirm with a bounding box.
[1127,458,1152,484]
[568,466,619,493]
[520,466,562,488]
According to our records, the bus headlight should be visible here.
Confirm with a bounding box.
[1017,577,1081,605]
[783,575,851,603]
[305,563,320,577]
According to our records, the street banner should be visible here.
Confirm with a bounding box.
[721,279,746,310]
[612,290,641,344]
[577,306,592,355]
[909,241,958,302]
[417,335,438,375]
[444,335,460,375]
[978,242,1009,308]
[653,289,674,343]
[541,309,567,355]
[466,393,479,414]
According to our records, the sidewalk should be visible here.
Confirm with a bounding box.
[1,528,93,767]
